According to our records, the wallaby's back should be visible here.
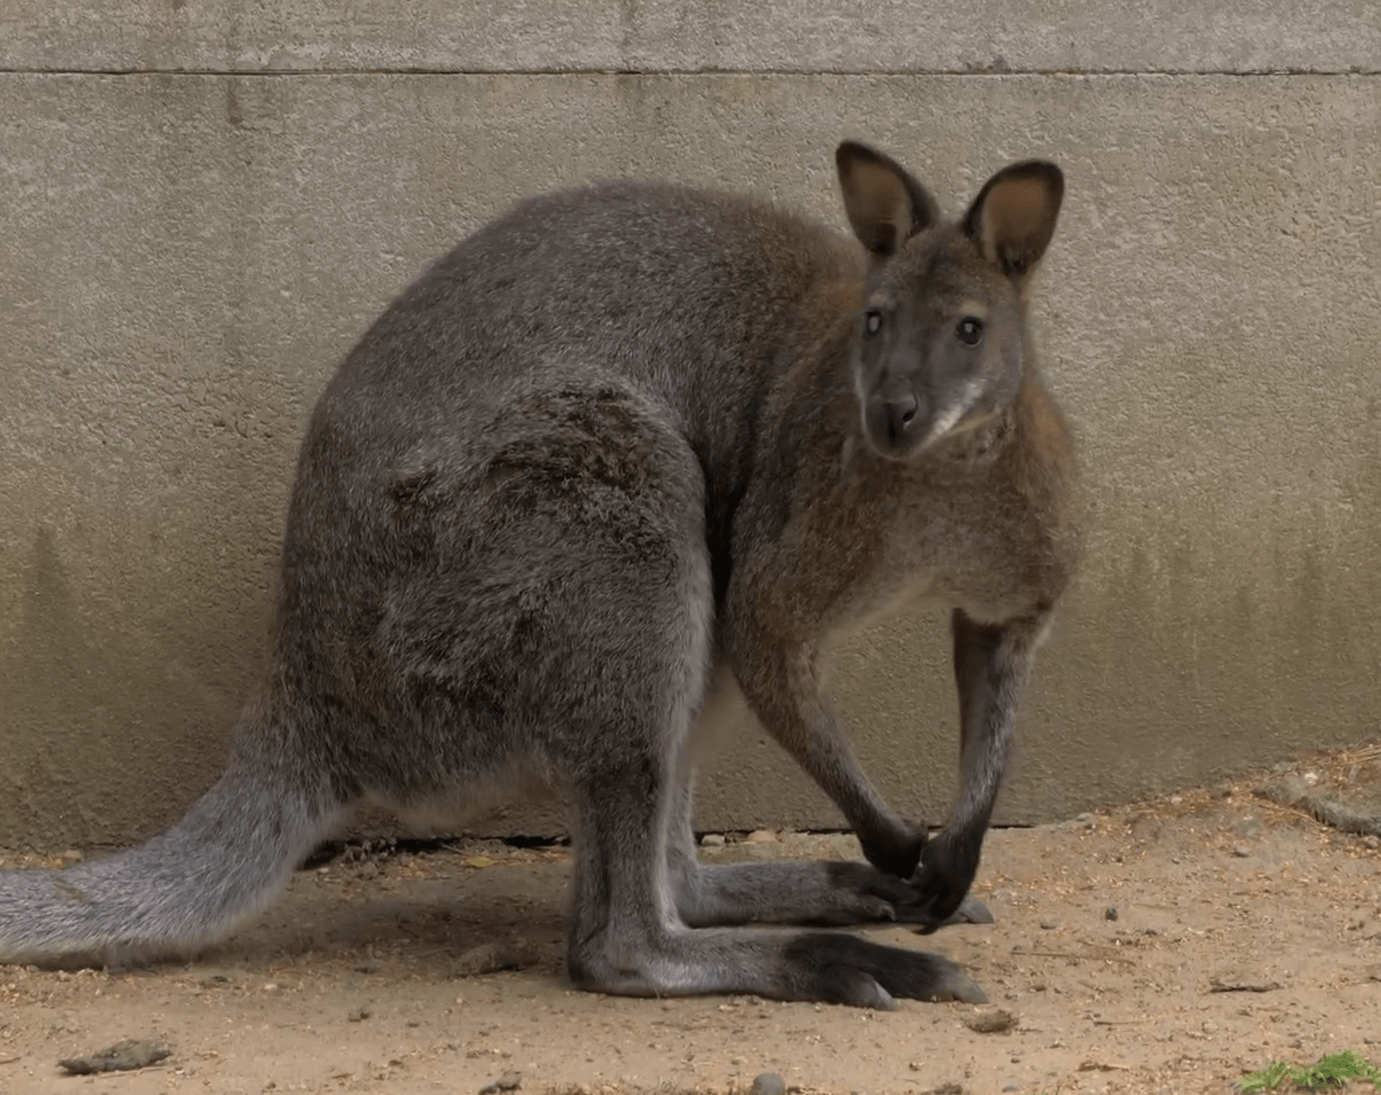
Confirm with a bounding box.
[275,181,870,758]
[311,181,861,486]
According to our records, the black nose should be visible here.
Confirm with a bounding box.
[885,392,919,446]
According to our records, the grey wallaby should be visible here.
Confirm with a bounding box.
[0,141,1080,1009]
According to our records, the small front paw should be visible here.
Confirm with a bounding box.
[858,820,928,879]
[910,830,982,933]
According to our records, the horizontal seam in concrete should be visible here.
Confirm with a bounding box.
[2,66,1380,78]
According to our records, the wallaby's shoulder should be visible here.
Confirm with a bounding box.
[1006,367,1083,585]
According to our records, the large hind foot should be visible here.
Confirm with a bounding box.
[567,923,987,1009]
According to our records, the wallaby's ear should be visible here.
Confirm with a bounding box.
[836,141,939,256]
[963,161,1064,279]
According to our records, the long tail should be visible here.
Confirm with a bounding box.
[0,754,348,967]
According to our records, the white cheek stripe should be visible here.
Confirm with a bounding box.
[854,368,871,434]
[920,379,984,448]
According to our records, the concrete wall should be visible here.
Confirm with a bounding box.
[2,4,1379,849]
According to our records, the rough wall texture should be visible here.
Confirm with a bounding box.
[2,6,1379,849]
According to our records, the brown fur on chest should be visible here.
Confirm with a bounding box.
[773,365,1080,642]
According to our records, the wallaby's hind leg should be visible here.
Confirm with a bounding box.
[557,606,985,1004]
[565,725,986,1007]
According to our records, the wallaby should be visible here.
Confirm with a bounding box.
[0,141,1080,1009]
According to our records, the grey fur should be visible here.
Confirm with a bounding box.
[0,142,1081,1008]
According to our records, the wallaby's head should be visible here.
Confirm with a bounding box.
[836,141,1064,462]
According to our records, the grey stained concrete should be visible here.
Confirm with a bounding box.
[2,69,1380,848]
[4,1,1381,74]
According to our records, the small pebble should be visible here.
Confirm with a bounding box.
[479,1071,522,1094]
[1202,1020,1218,1034]
[455,942,534,977]
[1039,919,1058,930]
[58,1040,171,1075]
[1232,846,1251,858]
[750,1072,787,1095]
[963,1008,1017,1034]
[1363,835,1380,850]
[744,829,779,844]
[1104,906,1118,921]
[1209,972,1280,993]
[701,833,726,847]
[347,1006,372,1022]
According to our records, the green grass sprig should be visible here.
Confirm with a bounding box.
[1240,1051,1381,1092]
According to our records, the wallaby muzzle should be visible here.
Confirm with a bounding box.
[862,379,981,461]
[863,387,923,459]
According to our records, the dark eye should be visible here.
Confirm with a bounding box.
[865,310,882,336]
[956,317,984,346]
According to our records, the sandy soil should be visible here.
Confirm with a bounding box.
[2,747,1379,1095]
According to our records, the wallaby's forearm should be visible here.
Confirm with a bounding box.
[950,610,1042,832]
[724,591,925,878]
[910,610,1046,927]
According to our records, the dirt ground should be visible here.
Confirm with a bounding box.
[2,747,1379,1095]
